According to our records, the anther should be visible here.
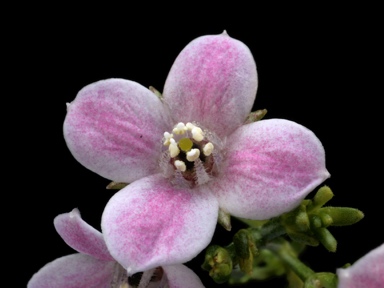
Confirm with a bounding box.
[186,148,200,162]
[174,160,187,172]
[172,122,187,135]
[186,122,195,130]
[203,142,214,156]
[191,127,204,141]
[163,132,173,146]
[169,139,180,158]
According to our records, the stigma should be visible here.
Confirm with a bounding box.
[160,122,223,187]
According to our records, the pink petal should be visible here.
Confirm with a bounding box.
[27,253,115,288]
[337,243,384,288]
[64,78,171,183]
[163,31,257,138]
[163,264,205,288]
[101,174,219,275]
[54,208,114,261]
[211,119,330,219]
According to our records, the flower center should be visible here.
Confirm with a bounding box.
[160,122,224,187]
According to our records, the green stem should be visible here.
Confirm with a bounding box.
[274,244,315,282]
[259,217,286,241]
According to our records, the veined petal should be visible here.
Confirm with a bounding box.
[163,264,205,288]
[336,243,384,288]
[27,253,115,288]
[101,174,219,275]
[54,208,114,261]
[163,31,257,138]
[212,119,330,219]
[64,78,171,183]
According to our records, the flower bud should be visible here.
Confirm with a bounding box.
[202,245,233,284]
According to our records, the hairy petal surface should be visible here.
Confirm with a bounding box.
[337,243,384,288]
[54,208,114,261]
[212,119,330,219]
[27,253,115,288]
[64,78,171,183]
[163,264,205,288]
[101,174,219,275]
[163,31,257,138]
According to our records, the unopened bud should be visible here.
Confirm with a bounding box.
[202,245,232,284]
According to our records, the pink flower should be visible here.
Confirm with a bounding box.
[27,209,205,288]
[63,31,330,274]
[337,243,384,288]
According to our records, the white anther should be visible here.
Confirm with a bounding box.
[186,148,200,162]
[172,122,187,135]
[203,142,214,156]
[186,122,195,130]
[174,160,187,172]
[163,132,173,146]
[169,139,180,157]
[191,127,204,142]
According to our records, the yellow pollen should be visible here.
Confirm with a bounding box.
[178,138,193,152]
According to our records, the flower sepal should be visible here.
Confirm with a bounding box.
[217,208,232,231]
[244,109,268,124]
[149,86,163,101]
[106,181,129,190]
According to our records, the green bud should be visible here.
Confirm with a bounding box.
[233,229,251,259]
[202,245,232,284]
[308,186,334,212]
[313,227,337,252]
[310,215,323,228]
[282,203,309,232]
[296,209,310,231]
[318,212,334,227]
[233,229,258,274]
[319,207,364,226]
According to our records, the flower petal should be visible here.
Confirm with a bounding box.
[162,264,205,288]
[27,253,115,288]
[212,119,330,219]
[54,208,114,261]
[64,78,171,183]
[101,174,219,275]
[336,243,384,288]
[163,31,257,138]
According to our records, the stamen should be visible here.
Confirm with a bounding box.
[169,139,180,158]
[174,160,186,172]
[203,142,214,156]
[194,158,211,185]
[163,132,173,146]
[191,126,204,141]
[186,148,200,162]
[137,268,155,288]
[172,122,187,134]
[160,122,223,188]
[186,122,195,130]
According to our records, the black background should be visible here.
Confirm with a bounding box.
[13,5,381,287]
